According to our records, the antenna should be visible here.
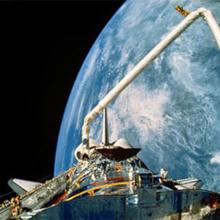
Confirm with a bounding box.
[102,108,109,145]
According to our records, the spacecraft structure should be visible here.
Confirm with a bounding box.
[0,6,220,220]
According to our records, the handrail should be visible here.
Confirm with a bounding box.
[65,181,130,201]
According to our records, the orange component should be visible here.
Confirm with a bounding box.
[88,190,95,196]
[11,207,18,217]
[51,191,68,205]
[91,176,126,186]
[210,199,219,209]
[107,176,126,183]
[91,181,105,187]
[209,194,220,209]
[175,6,190,17]
[114,163,123,172]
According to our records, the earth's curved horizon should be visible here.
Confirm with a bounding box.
[54,0,220,192]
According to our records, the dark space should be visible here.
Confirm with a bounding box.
[1,1,123,200]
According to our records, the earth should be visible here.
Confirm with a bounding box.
[54,0,220,192]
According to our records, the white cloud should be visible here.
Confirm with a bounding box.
[210,152,220,165]
[108,84,170,142]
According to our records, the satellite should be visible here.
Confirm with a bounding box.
[1,6,220,220]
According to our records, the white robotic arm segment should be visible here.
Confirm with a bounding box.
[81,7,220,151]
